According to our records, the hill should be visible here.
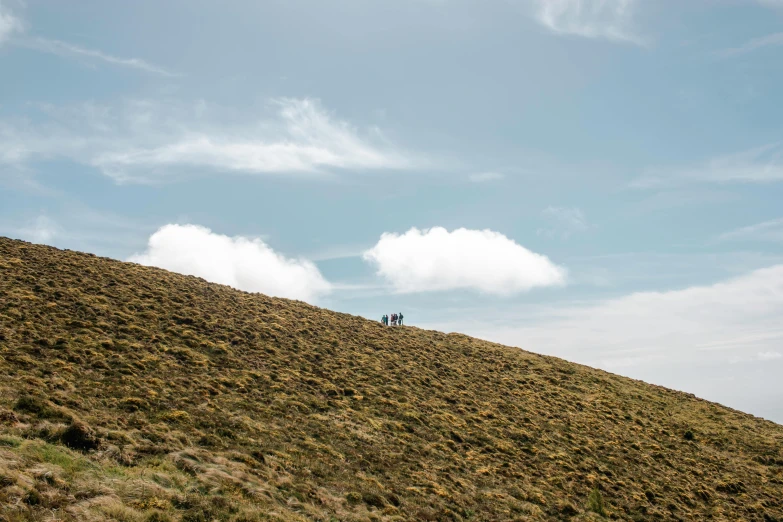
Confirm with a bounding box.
[0,237,782,521]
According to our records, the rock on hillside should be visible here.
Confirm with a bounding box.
[1,237,782,521]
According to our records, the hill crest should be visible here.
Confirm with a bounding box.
[1,237,782,521]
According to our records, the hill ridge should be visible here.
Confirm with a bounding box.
[1,236,782,521]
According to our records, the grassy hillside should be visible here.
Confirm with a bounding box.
[0,237,782,522]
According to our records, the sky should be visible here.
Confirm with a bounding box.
[2,0,783,423]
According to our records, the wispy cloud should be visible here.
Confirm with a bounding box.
[718,218,783,243]
[0,1,174,75]
[469,172,505,183]
[718,32,783,58]
[129,224,332,303]
[532,0,646,46]
[631,143,783,188]
[0,98,417,183]
[0,1,21,45]
[19,37,176,76]
[537,206,589,239]
[363,226,566,295]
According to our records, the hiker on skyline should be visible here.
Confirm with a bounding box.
[398,312,403,325]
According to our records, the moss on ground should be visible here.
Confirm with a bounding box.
[1,237,783,521]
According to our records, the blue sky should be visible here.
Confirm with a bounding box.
[2,0,783,423]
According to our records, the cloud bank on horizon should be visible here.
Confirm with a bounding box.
[470,264,783,368]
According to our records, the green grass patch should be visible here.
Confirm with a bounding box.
[0,434,22,447]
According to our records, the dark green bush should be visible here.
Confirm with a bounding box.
[587,487,607,516]
[60,421,100,451]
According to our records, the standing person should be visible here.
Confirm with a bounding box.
[391,313,397,326]
[381,314,385,325]
[399,312,403,325]
[383,314,388,326]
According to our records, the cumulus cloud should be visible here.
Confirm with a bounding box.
[532,0,645,45]
[632,143,783,188]
[0,1,21,45]
[362,226,566,294]
[129,224,332,303]
[469,172,505,183]
[0,98,414,183]
[538,206,588,238]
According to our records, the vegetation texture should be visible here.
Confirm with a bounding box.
[1,237,782,522]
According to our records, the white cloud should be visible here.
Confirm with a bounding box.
[129,224,332,303]
[0,1,21,45]
[482,265,783,366]
[20,37,176,76]
[718,218,783,243]
[719,32,783,57]
[532,0,645,45]
[0,98,414,183]
[362,226,566,294]
[538,206,588,238]
[632,143,783,188]
[758,351,782,361]
[0,2,170,75]
[16,215,59,244]
[469,172,505,183]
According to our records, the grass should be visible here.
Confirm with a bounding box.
[1,236,783,521]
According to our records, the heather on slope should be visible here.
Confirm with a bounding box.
[0,237,782,521]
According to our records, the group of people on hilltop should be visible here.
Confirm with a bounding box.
[381,312,403,326]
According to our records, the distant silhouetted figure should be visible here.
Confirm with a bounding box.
[398,312,403,325]
[391,313,397,326]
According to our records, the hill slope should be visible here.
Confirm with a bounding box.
[0,237,782,522]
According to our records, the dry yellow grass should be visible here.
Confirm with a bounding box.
[0,236,782,521]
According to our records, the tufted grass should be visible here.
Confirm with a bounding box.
[1,237,782,521]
